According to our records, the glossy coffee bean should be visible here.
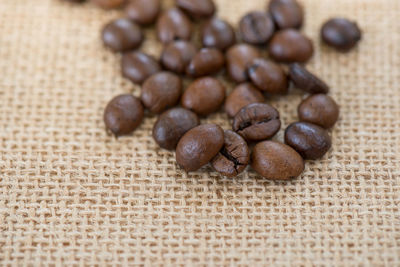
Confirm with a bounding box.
[285,122,332,160]
[161,41,197,74]
[248,58,288,94]
[239,11,275,45]
[226,44,261,83]
[186,48,225,77]
[321,18,362,51]
[298,94,339,129]
[211,130,250,177]
[104,94,144,136]
[156,8,192,44]
[102,18,143,53]
[232,103,281,141]
[251,141,304,180]
[224,83,264,117]
[289,63,329,94]
[176,124,224,172]
[141,72,182,114]
[181,77,225,116]
[201,18,236,51]
[121,52,161,84]
[125,0,160,25]
[92,0,125,9]
[268,0,303,29]
[153,107,199,150]
[269,29,313,63]
[176,0,216,19]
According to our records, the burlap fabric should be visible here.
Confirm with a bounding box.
[1,0,399,265]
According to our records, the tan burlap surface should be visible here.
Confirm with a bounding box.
[1,0,399,266]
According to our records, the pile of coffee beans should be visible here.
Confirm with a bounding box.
[64,0,361,180]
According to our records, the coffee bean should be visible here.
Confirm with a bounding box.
[156,8,192,44]
[224,83,264,117]
[161,41,197,74]
[153,108,199,150]
[232,103,281,141]
[239,11,275,45]
[251,141,304,180]
[211,130,250,177]
[121,51,161,84]
[104,94,144,136]
[176,124,224,172]
[269,29,313,63]
[321,18,362,51]
[289,63,329,94]
[268,0,303,29]
[248,58,288,94]
[226,44,261,83]
[201,17,236,51]
[186,48,225,77]
[181,77,225,116]
[92,0,125,9]
[141,72,182,114]
[125,0,160,25]
[102,18,143,53]
[298,94,339,129]
[176,0,216,19]
[63,0,86,3]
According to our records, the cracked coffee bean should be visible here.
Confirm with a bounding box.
[176,0,216,19]
[289,63,329,94]
[226,44,260,83]
[186,48,225,77]
[248,58,288,94]
[121,51,161,84]
[125,0,160,25]
[156,7,192,44]
[161,41,197,74]
[321,18,362,51]
[201,17,236,51]
[268,0,303,29]
[102,18,143,52]
[224,83,264,118]
[298,94,339,129]
[239,11,275,45]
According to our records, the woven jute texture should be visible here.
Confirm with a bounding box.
[1,0,400,266]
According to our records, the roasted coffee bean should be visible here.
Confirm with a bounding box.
[226,44,261,83]
[224,83,264,117]
[181,77,225,116]
[201,17,236,51]
[298,94,339,129]
[248,58,288,94]
[156,8,192,44]
[121,51,161,84]
[289,63,329,94]
[321,18,362,51]
[285,122,332,160]
[141,72,182,114]
[239,11,275,45]
[268,0,303,29]
[153,107,199,150]
[269,29,313,63]
[176,124,224,172]
[251,141,304,180]
[104,94,144,136]
[125,0,160,25]
[92,0,125,9]
[186,48,225,77]
[176,0,216,19]
[161,41,197,74]
[232,103,281,141]
[102,18,143,53]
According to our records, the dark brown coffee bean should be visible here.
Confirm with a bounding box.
[232,103,281,141]
[102,18,143,53]
[161,41,197,74]
[251,141,304,180]
[239,11,275,45]
[285,122,332,160]
[176,0,216,19]
[269,29,313,63]
[224,83,264,117]
[248,58,288,94]
[156,8,192,44]
[298,94,339,129]
[186,48,225,77]
[121,52,161,84]
[321,18,362,51]
[289,63,329,94]
[268,0,303,29]
[176,124,224,172]
[211,130,250,177]
[104,94,144,136]
[181,77,225,116]
[201,18,236,51]
[141,72,182,114]
[153,108,199,150]
[226,44,261,83]
[125,0,160,25]
[91,0,125,9]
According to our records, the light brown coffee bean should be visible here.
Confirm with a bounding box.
[125,0,160,25]
[186,48,225,77]
[248,58,288,94]
[298,94,339,129]
[224,83,264,117]
[156,8,192,44]
[102,18,143,52]
[121,52,161,84]
[226,44,261,83]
